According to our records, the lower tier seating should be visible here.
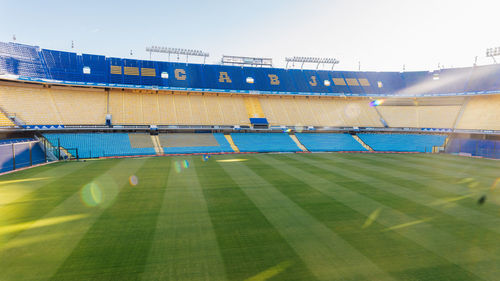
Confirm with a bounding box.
[0,141,45,173]
[358,133,446,152]
[230,133,301,152]
[446,138,500,159]
[44,133,156,158]
[296,133,367,152]
[160,133,234,154]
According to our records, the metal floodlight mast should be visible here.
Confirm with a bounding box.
[285,56,340,70]
[221,55,273,67]
[486,46,500,64]
[146,46,209,63]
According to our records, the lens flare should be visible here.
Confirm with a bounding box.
[129,175,139,186]
[216,159,248,162]
[457,177,474,184]
[174,161,182,173]
[80,182,102,207]
[182,160,190,168]
[490,178,500,191]
[369,99,385,107]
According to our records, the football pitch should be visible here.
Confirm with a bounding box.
[0,153,499,281]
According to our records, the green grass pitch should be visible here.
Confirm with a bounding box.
[0,153,499,281]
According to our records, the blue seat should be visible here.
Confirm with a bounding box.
[162,133,234,154]
[358,133,446,152]
[296,133,366,151]
[230,133,300,152]
[44,133,156,158]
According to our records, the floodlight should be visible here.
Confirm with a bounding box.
[285,56,340,69]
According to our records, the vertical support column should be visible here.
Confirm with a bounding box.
[58,138,61,160]
[44,139,47,162]
[29,142,32,166]
[12,143,16,170]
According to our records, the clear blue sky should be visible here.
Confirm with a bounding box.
[1,0,499,71]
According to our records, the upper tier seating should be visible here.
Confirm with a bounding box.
[44,133,155,158]
[456,95,500,130]
[296,133,367,152]
[358,133,446,152]
[0,84,106,125]
[377,106,461,128]
[259,96,381,127]
[230,133,300,152]
[4,41,500,96]
[0,82,498,131]
[0,42,45,78]
[0,111,15,127]
[109,90,249,125]
[160,133,234,154]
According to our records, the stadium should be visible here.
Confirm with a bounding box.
[1,1,500,280]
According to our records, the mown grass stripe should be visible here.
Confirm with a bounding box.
[256,155,488,279]
[281,154,500,280]
[347,153,491,190]
[377,153,499,183]
[0,160,120,243]
[0,162,93,206]
[220,159,394,281]
[49,157,164,281]
[0,158,147,281]
[293,154,500,259]
[416,153,500,170]
[140,157,227,281]
[196,156,317,281]
[342,153,500,214]
[312,153,500,236]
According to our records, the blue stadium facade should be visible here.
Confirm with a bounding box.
[2,41,500,97]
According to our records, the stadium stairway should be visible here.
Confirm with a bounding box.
[223,134,240,152]
[352,135,374,151]
[151,135,164,155]
[289,134,308,152]
[243,96,265,118]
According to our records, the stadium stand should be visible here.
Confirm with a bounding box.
[230,133,300,152]
[0,111,15,127]
[44,133,156,158]
[456,95,500,130]
[0,83,106,125]
[259,96,381,127]
[0,41,499,159]
[159,133,234,154]
[376,105,461,128]
[0,140,45,173]
[109,90,249,125]
[0,42,45,78]
[446,138,500,159]
[295,133,367,152]
[0,138,35,144]
[358,133,446,152]
[3,41,500,97]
